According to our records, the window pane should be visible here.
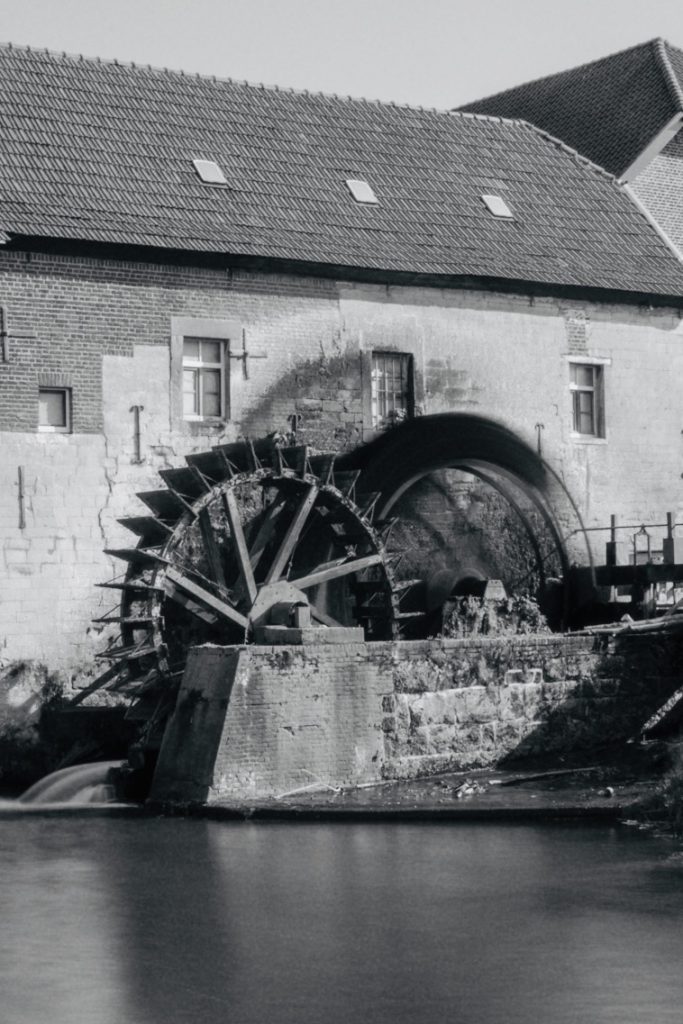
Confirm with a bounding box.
[202,370,221,417]
[183,369,199,416]
[183,338,200,361]
[371,352,411,426]
[39,389,67,427]
[572,365,594,388]
[574,390,595,434]
[200,341,221,364]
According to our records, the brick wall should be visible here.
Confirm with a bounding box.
[150,633,683,803]
[2,248,683,674]
[632,130,683,252]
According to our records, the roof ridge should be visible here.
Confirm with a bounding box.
[458,37,661,111]
[516,120,617,182]
[0,39,454,116]
[656,38,683,110]
[449,109,526,127]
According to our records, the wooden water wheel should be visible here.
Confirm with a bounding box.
[90,439,421,726]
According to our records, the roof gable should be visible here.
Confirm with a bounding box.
[460,39,683,180]
[0,43,682,298]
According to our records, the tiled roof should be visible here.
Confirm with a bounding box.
[0,43,683,297]
[460,38,683,180]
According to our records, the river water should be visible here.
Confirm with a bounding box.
[0,817,682,1024]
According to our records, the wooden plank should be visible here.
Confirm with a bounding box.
[279,444,309,476]
[96,581,164,593]
[222,490,257,603]
[290,553,383,590]
[163,585,218,624]
[104,548,169,568]
[642,684,683,737]
[164,566,248,628]
[198,507,228,590]
[117,516,173,543]
[264,484,318,584]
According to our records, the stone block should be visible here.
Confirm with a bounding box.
[453,686,497,724]
[257,625,365,645]
[407,725,431,755]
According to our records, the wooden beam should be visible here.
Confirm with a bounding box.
[290,553,382,590]
[198,507,228,590]
[163,585,218,625]
[164,566,248,628]
[222,490,257,603]
[264,484,317,584]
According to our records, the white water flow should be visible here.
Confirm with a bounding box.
[19,761,125,805]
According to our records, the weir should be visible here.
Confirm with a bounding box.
[19,761,125,806]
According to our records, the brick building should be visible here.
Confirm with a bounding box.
[461,37,683,253]
[2,43,683,681]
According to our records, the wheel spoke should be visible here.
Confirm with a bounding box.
[264,484,318,584]
[247,495,287,574]
[164,566,248,628]
[198,508,228,589]
[221,490,257,603]
[289,553,383,590]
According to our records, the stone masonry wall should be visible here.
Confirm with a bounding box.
[151,634,683,803]
[3,247,683,676]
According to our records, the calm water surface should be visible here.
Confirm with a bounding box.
[0,817,682,1024]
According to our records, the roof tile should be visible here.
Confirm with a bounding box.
[460,38,683,180]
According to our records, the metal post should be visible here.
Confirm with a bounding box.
[17,465,25,530]
[535,422,544,457]
[1,305,8,362]
[130,405,144,464]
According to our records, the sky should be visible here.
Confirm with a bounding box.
[2,0,683,109]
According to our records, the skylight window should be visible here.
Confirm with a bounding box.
[193,159,228,185]
[481,194,514,219]
[346,179,378,205]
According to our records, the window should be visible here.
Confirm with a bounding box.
[38,387,71,433]
[346,179,379,204]
[570,363,604,437]
[182,338,226,420]
[481,194,514,219]
[371,352,413,428]
[192,159,228,185]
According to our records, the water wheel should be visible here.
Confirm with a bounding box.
[91,439,420,726]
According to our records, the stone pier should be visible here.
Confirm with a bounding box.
[150,634,683,805]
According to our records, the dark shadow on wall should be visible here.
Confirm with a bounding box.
[240,351,365,453]
[388,469,559,604]
[500,632,683,764]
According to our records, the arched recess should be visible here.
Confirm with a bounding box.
[346,414,592,629]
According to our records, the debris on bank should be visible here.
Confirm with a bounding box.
[160,745,669,823]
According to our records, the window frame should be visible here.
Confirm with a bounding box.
[38,386,72,434]
[568,357,608,440]
[182,337,227,422]
[370,350,414,430]
[170,317,242,431]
